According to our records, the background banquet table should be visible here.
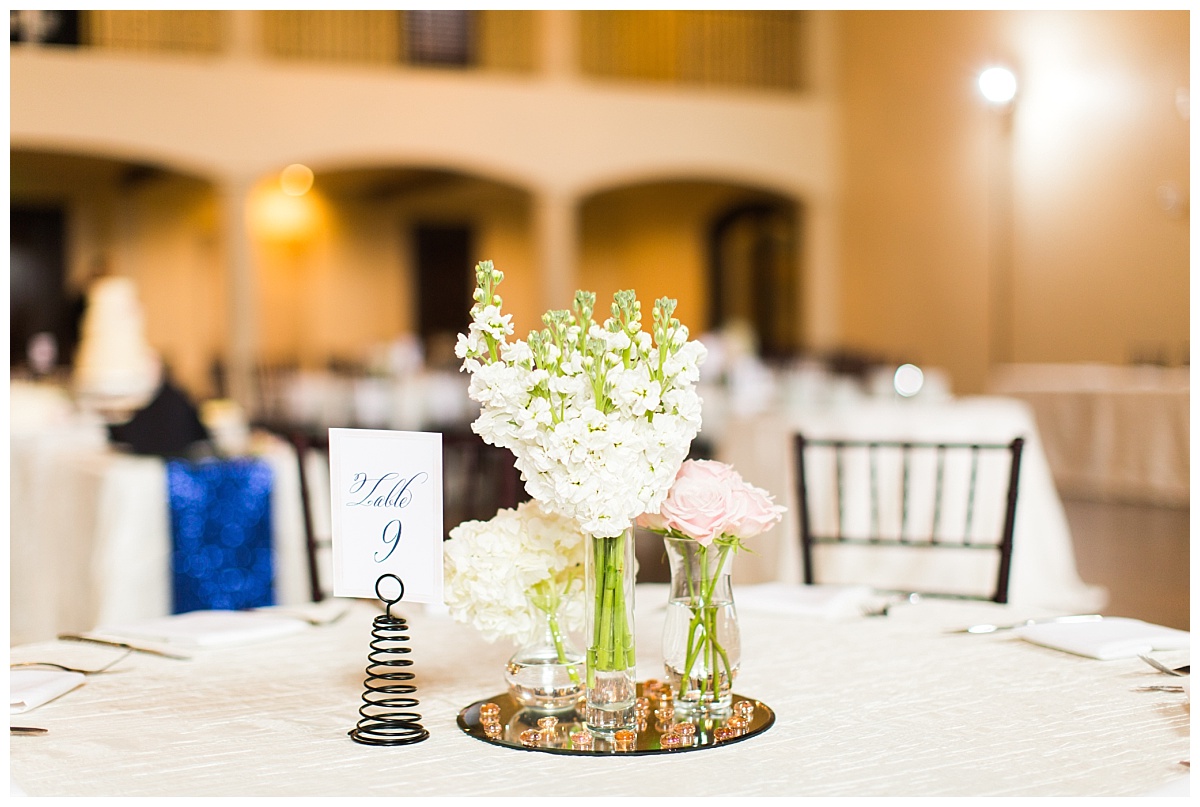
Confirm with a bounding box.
[9,586,1189,797]
[716,395,1107,611]
[9,417,312,646]
[987,363,1189,507]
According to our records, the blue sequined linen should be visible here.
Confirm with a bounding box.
[166,458,275,613]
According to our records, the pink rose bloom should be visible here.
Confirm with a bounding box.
[637,459,784,546]
[725,481,786,539]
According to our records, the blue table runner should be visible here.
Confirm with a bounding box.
[166,457,275,614]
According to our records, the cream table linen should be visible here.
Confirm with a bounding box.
[9,589,1189,797]
[717,396,1106,611]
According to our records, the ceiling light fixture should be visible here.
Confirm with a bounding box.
[978,66,1018,106]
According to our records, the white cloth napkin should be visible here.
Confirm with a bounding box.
[734,582,875,618]
[95,610,309,648]
[1017,617,1190,660]
[10,670,86,714]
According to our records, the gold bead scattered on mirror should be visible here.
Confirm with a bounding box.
[519,729,542,747]
[672,722,696,740]
[727,715,749,736]
[713,726,735,742]
[612,729,636,751]
[569,730,593,750]
[733,700,755,720]
[660,732,683,748]
[479,702,501,722]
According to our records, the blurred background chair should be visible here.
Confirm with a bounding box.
[278,428,334,602]
[794,433,1024,603]
[441,429,527,536]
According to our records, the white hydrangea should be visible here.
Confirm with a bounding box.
[456,261,707,538]
[443,499,585,644]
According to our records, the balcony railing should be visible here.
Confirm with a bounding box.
[579,10,806,92]
[260,10,537,73]
[16,10,805,92]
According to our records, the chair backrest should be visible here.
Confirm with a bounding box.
[441,429,527,537]
[794,433,1025,603]
[286,428,333,602]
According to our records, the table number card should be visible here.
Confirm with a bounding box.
[329,429,443,603]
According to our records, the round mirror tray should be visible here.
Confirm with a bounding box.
[457,684,775,756]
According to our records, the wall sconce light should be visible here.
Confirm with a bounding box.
[978,66,1018,107]
[249,182,318,244]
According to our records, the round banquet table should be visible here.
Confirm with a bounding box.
[8,586,1189,797]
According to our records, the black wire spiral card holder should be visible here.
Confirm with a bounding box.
[349,574,430,746]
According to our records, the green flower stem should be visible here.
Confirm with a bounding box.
[529,578,581,685]
[545,607,581,684]
[677,540,736,702]
[589,533,634,688]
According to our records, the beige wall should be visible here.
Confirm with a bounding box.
[123,176,226,395]
[1008,11,1189,366]
[838,10,1189,393]
[11,10,1188,401]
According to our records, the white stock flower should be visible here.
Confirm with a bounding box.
[458,263,707,538]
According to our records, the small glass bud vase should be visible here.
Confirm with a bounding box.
[661,535,741,717]
[504,599,584,714]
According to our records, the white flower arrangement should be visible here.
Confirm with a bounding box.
[455,260,707,539]
[444,499,585,645]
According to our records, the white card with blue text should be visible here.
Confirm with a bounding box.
[329,429,443,603]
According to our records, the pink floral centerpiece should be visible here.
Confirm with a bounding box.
[638,459,785,714]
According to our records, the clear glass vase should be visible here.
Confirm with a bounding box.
[504,598,584,714]
[582,528,637,734]
[661,535,740,717]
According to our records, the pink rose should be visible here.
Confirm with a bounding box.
[725,481,786,539]
[638,459,783,546]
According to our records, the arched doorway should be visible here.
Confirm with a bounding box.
[577,179,802,356]
[707,198,801,360]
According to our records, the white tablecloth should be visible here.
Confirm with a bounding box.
[9,425,311,646]
[988,364,1189,506]
[8,589,1189,796]
[716,396,1107,612]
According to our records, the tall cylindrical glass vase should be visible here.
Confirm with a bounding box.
[582,528,637,735]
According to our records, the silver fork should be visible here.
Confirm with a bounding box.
[1138,654,1190,676]
[10,648,134,675]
